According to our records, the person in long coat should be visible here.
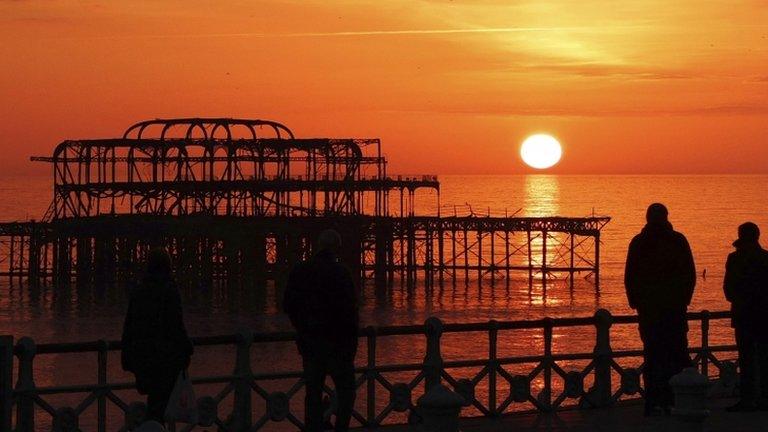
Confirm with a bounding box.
[284,229,359,432]
[625,203,696,415]
[122,248,193,423]
[723,222,768,411]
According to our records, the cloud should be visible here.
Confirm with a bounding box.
[29,25,642,41]
[516,62,693,81]
[374,103,768,118]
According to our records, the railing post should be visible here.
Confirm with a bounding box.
[97,340,108,432]
[488,320,499,416]
[423,317,444,392]
[365,327,377,427]
[588,309,613,407]
[0,336,13,432]
[231,331,253,432]
[15,337,36,432]
[701,310,710,380]
[539,318,553,411]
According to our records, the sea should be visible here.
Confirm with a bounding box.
[1,174,766,429]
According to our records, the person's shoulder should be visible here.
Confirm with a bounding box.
[288,259,313,282]
[162,279,182,300]
[671,230,691,244]
[330,258,352,274]
[291,259,312,274]
[629,232,644,244]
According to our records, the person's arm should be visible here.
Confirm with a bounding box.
[341,266,359,325]
[120,299,134,372]
[723,254,735,303]
[283,265,299,315]
[166,285,193,366]
[283,263,308,332]
[680,235,697,306]
[624,238,639,309]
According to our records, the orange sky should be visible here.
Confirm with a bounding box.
[0,0,766,175]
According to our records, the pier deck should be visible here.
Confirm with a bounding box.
[0,214,609,290]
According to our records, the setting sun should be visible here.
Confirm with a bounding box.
[520,134,562,169]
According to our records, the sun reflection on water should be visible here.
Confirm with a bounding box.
[524,175,560,217]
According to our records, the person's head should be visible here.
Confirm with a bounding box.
[146,248,172,276]
[645,203,669,225]
[317,229,342,254]
[735,222,760,247]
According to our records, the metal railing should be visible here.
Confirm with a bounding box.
[0,309,738,431]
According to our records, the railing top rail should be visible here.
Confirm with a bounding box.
[16,310,731,355]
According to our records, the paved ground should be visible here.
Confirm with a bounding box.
[353,399,768,431]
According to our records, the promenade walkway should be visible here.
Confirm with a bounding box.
[354,399,768,432]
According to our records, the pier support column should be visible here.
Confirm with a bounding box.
[374,222,391,290]
[27,227,41,288]
[55,237,72,288]
[76,237,93,287]
[594,231,601,292]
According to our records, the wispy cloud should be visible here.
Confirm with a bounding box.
[55,26,641,40]
[375,103,768,118]
[507,61,695,81]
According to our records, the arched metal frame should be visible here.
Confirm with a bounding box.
[41,118,439,220]
[122,118,295,140]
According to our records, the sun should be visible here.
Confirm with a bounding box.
[520,134,562,169]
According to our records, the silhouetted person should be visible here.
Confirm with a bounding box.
[122,248,193,424]
[284,229,359,432]
[625,203,696,415]
[724,222,768,412]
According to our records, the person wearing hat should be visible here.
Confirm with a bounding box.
[625,203,696,416]
[724,222,768,412]
[283,229,359,432]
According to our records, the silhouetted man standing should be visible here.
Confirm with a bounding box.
[122,248,193,424]
[724,222,768,411]
[284,229,359,432]
[625,203,696,415]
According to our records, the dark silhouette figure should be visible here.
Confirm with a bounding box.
[625,203,696,415]
[121,249,193,423]
[284,229,359,432]
[723,222,768,412]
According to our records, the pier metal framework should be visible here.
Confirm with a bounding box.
[1,118,609,291]
[32,118,438,220]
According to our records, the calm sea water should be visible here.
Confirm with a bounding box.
[3,174,766,334]
[1,174,766,429]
